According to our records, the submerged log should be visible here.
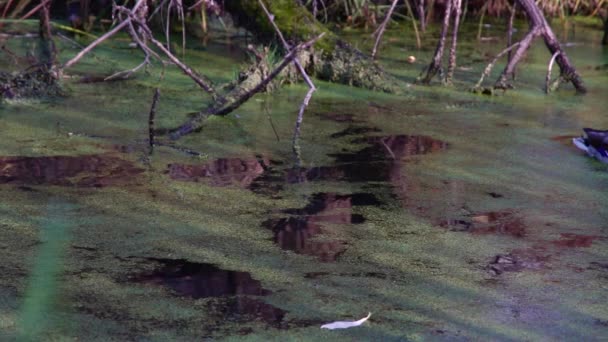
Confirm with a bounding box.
[223,0,402,93]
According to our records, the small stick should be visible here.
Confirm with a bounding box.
[148,88,161,154]
[545,51,560,94]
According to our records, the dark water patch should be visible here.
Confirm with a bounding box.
[341,135,448,162]
[304,272,330,279]
[487,248,551,276]
[330,126,381,139]
[595,319,608,327]
[263,217,348,262]
[0,154,144,187]
[317,112,361,123]
[441,211,526,238]
[287,135,447,184]
[132,258,271,298]
[588,262,608,271]
[76,73,135,84]
[552,234,604,248]
[71,245,98,252]
[263,192,373,261]
[487,192,503,198]
[304,271,387,279]
[281,192,382,216]
[167,157,269,188]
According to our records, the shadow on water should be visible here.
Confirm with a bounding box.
[165,133,448,262]
[131,258,289,329]
[262,192,380,262]
[167,157,269,188]
[287,135,448,183]
[441,210,526,238]
[165,135,448,188]
[133,258,272,298]
[0,155,144,187]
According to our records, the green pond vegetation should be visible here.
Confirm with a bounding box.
[0,4,607,341]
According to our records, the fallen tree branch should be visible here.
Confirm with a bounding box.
[169,33,325,140]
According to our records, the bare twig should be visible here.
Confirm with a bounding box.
[20,0,51,20]
[371,0,399,59]
[116,6,220,99]
[257,0,315,89]
[473,41,520,90]
[545,51,560,93]
[61,19,130,71]
[149,88,161,154]
[211,34,324,117]
[403,0,421,49]
[257,0,319,163]
[60,0,147,72]
[104,20,158,80]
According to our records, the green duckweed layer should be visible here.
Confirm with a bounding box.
[0,20,607,341]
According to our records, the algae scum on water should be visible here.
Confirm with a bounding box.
[1,20,607,341]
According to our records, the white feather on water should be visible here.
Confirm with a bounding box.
[320,312,372,330]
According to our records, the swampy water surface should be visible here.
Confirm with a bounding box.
[1,20,607,341]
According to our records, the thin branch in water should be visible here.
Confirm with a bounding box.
[292,86,315,166]
[211,34,325,117]
[507,2,517,67]
[257,0,315,89]
[61,19,130,71]
[403,0,421,49]
[20,0,51,20]
[149,88,161,154]
[445,0,463,85]
[371,0,399,59]
[473,41,520,90]
[263,100,280,142]
[545,51,560,93]
[258,0,319,163]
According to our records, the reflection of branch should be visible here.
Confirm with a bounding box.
[257,0,318,164]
